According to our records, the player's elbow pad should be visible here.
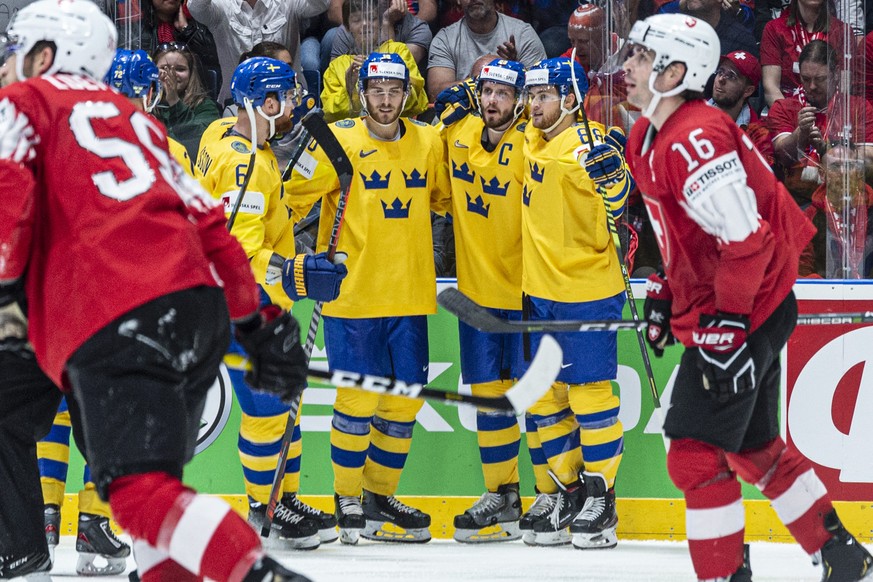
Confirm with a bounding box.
[681,179,761,244]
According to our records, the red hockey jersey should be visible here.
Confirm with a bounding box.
[626,100,815,345]
[0,74,259,385]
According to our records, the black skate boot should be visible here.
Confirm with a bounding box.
[361,490,431,543]
[531,476,586,547]
[570,472,619,550]
[0,549,52,581]
[43,504,60,565]
[729,544,753,582]
[242,555,313,582]
[453,483,522,543]
[335,494,365,546]
[519,490,560,546]
[248,500,320,551]
[817,510,873,582]
[76,513,131,576]
[282,493,338,544]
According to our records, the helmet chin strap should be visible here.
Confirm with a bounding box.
[242,98,258,153]
[254,98,288,141]
[539,48,583,134]
[642,70,685,118]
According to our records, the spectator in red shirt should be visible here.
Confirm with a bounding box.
[760,0,854,107]
[769,40,873,205]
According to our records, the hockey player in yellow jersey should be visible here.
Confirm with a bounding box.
[285,52,450,545]
[522,57,631,550]
[195,57,348,550]
[436,59,553,543]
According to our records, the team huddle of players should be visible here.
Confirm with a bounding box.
[1,1,872,581]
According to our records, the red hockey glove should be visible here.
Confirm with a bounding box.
[693,313,755,402]
[643,271,675,358]
[235,305,307,401]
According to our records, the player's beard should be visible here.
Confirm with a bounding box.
[483,105,515,130]
[368,103,402,126]
[532,105,562,131]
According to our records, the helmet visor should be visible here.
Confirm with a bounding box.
[0,33,21,69]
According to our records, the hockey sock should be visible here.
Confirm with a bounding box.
[569,380,624,487]
[238,410,302,503]
[473,380,521,491]
[132,539,204,582]
[109,472,262,582]
[524,415,555,493]
[668,438,745,580]
[529,383,582,486]
[727,438,833,554]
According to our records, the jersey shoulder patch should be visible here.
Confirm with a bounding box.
[516,122,527,132]
[336,119,356,128]
[231,140,249,154]
[408,118,427,127]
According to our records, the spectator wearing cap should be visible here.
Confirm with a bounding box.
[708,51,774,168]
[187,0,329,104]
[427,0,545,100]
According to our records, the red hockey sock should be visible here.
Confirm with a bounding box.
[727,438,833,554]
[668,438,745,579]
[132,539,203,582]
[109,472,262,582]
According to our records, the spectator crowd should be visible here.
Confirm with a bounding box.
[108,0,873,279]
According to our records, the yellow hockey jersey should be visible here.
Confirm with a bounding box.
[442,114,526,310]
[195,126,300,309]
[284,118,451,318]
[168,136,194,177]
[521,121,630,303]
[321,41,428,123]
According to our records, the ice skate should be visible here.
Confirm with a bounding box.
[816,510,873,582]
[532,474,586,547]
[361,490,431,543]
[282,493,338,544]
[75,512,131,576]
[242,555,313,582]
[453,483,522,543]
[248,500,320,551]
[334,494,365,545]
[519,491,560,546]
[0,549,52,581]
[43,504,60,565]
[570,472,618,550]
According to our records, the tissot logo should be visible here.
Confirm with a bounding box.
[196,364,233,454]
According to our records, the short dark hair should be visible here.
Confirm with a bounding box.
[342,0,380,27]
[239,41,289,64]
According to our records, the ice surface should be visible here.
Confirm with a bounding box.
[45,535,838,581]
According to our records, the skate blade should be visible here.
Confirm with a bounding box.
[533,529,572,546]
[76,553,128,576]
[318,527,340,544]
[263,532,321,551]
[571,527,618,550]
[362,521,431,543]
[454,522,522,543]
[339,528,361,545]
[522,530,537,546]
[21,573,52,582]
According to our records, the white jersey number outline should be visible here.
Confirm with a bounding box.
[69,102,171,201]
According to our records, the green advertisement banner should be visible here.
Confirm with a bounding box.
[62,282,765,500]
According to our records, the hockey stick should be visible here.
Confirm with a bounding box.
[226,97,258,232]
[438,287,647,332]
[572,61,661,412]
[797,312,873,325]
[260,112,353,538]
[308,334,562,415]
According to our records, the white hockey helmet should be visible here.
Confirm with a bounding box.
[627,14,720,116]
[4,0,117,81]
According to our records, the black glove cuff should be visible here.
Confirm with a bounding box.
[235,312,262,335]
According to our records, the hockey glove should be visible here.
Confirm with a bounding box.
[604,126,627,155]
[282,251,348,302]
[235,305,307,401]
[643,270,675,358]
[693,313,755,403]
[434,78,477,126]
[581,143,626,188]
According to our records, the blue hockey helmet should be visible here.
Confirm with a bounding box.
[230,56,297,108]
[476,58,526,93]
[104,49,162,112]
[525,57,589,100]
[358,52,409,92]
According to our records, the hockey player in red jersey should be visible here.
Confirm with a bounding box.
[623,13,873,582]
[0,1,311,580]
